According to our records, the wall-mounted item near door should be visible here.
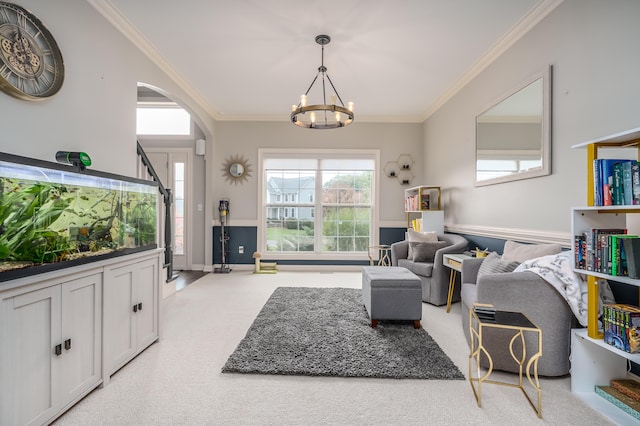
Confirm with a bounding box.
[195,139,206,156]
[221,154,252,185]
[384,154,414,185]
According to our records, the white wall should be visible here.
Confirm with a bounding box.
[213,121,424,226]
[424,0,640,243]
[0,0,217,268]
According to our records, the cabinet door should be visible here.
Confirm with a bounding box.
[1,286,61,426]
[60,273,102,404]
[135,258,159,350]
[103,265,136,374]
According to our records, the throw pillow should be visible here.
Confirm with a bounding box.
[410,240,449,263]
[407,229,438,259]
[501,240,562,263]
[477,252,520,276]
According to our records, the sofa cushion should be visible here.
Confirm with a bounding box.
[501,240,562,263]
[412,261,434,277]
[410,240,449,262]
[407,229,438,258]
[477,252,519,276]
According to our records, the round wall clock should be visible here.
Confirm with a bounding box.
[0,1,64,100]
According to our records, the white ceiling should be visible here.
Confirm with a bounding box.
[92,0,562,123]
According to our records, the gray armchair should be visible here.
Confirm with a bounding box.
[460,259,578,377]
[390,233,468,306]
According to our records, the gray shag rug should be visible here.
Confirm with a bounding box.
[222,287,464,380]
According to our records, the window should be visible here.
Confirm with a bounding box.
[261,151,377,257]
[136,104,192,136]
[174,162,185,255]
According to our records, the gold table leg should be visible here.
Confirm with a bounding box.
[446,269,456,313]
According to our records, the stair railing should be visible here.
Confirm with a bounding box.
[136,141,176,282]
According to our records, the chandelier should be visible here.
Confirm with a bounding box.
[290,35,354,129]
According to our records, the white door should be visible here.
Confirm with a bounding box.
[145,149,192,271]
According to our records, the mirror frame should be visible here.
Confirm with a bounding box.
[222,154,252,185]
[474,65,551,187]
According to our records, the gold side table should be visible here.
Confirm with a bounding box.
[368,245,391,266]
[442,253,473,313]
[469,305,542,418]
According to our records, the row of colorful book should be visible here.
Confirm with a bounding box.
[593,159,640,206]
[404,194,431,211]
[603,304,640,353]
[573,228,640,277]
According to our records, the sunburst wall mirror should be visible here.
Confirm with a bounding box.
[222,155,252,185]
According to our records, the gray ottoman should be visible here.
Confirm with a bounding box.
[362,266,422,329]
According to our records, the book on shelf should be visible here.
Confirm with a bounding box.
[603,304,640,353]
[574,228,627,274]
[593,159,640,206]
[633,162,640,205]
[595,385,640,421]
[611,235,639,276]
[623,237,640,279]
[611,379,640,403]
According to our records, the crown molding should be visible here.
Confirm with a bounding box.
[90,0,563,125]
[422,0,564,121]
[88,0,223,121]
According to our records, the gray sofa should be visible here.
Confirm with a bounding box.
[390,233,468,306]
[460,258,577,377]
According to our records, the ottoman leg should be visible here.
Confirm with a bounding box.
[371,319,378,328]
[413,320,421,329]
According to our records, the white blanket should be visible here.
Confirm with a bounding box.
[513,251,614,327]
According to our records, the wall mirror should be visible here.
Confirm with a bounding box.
[222,154,252,185]
[474,66,551,186]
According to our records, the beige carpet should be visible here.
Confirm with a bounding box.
[53,271,613,425]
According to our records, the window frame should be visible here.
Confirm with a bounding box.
[258,149,380,261]
[136,101,194,140]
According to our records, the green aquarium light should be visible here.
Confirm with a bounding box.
[55,151,92,170]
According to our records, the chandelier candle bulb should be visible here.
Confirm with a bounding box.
[291,104,297,112]
[310,111,316,124]
[331,94,337,105]
[300,95,307,107]
[335,111,341,122]
[348,101,354,112]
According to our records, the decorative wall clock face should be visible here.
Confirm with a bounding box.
[0,1,64,100]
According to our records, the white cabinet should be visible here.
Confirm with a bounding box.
[0,273,102,426]
[570,127,640,423]
[103,256,159,380]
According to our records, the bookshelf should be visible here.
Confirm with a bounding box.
[404,185,443,233]
[570,127,640,423]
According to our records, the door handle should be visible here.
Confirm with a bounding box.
[54,344,62,356]
[133,304,138,313]
[138,302,142,311]
[64,338,71,350]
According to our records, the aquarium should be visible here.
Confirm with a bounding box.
[0,152,158,282]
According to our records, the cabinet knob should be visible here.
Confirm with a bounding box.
[54,344,62,356]
[133,304,138,313]
[138,302,142,311]
[64,338,71,350]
